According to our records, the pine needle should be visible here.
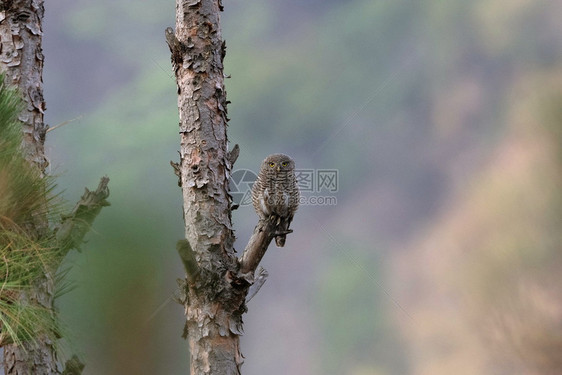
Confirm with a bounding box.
[45,115,83,134]
[0,74,63,348]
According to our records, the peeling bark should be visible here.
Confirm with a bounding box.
[168,0,243,373]
[168,1,291,374]
[0,1,59,373]
[0,0,48,173]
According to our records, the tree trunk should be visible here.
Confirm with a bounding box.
[168,0,245,373]
[0,0,48,173]
[0,1,59,374]
[167,1,286,374]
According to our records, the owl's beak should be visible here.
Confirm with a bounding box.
[276,166,280,172]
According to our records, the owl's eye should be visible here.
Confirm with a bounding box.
[281,162,288,167]
[269,162,275,168]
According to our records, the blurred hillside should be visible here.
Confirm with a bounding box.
[392,69,562,375]
[24,0,562,374]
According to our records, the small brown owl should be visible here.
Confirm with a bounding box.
[251,154,299,247]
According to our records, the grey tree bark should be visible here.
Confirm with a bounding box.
[0,1,109,373]
[166,1,286,373]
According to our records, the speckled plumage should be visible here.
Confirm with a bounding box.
[251,154,299,247]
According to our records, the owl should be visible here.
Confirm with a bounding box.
[251,154,299,247]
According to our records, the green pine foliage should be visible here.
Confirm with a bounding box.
[0,74,61,347]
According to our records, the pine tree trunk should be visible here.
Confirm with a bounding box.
[0,1,58,373]
[167,0,246,373]
[0,0,48,173]
[167,1,286,372]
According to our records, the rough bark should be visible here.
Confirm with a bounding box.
[0,0,48,174]
[168,0,244,372]
[0,1,58,374]
[166,1,287,374]
[1,2,107,374]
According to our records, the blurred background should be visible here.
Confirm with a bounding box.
[36,0,562,374]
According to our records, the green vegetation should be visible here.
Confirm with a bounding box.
[0,75,61,347]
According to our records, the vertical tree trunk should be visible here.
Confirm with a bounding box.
[167,1,286,373]
[2,1,108,373]
[166,0,304,372]
[0,0,48,173]
[0,1,58,374]
[167,0,246,373]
